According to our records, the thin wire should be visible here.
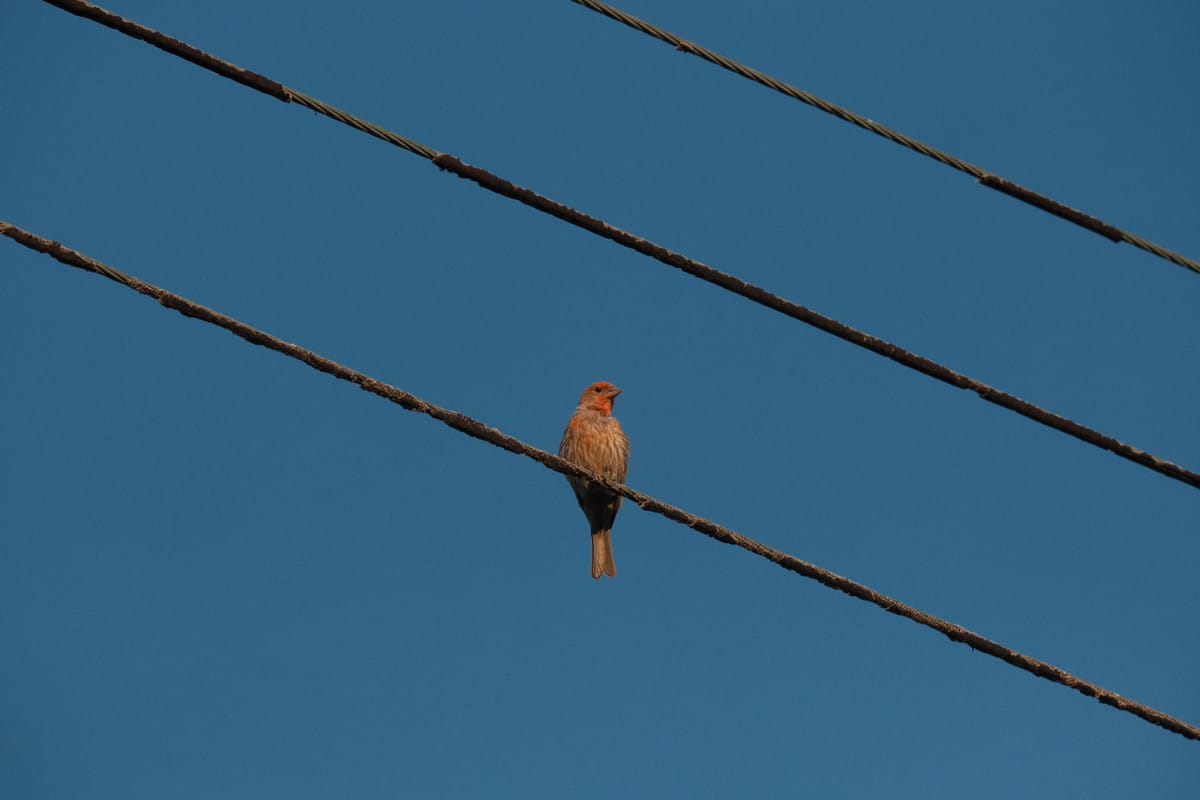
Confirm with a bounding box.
[567,0,1200,276]
[3,217,1198,742]
[36,0,1200,493]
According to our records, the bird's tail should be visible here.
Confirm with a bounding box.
[591,530,616,579]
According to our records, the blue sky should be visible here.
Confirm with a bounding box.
[4,1,1198,797]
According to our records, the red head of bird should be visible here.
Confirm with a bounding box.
[578,381,622,416]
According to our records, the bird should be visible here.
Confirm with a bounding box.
[559,381,631,579]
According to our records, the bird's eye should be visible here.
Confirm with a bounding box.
[593,386,602,393]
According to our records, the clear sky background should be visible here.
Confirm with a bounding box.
[4,1,1198,797]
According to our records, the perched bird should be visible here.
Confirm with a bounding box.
[559,381,631,579]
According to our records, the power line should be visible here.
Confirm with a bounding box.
[568,0,1200,277]
[3,217,1197,743]
[37,0,1200,494]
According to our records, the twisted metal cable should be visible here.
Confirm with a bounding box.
[289,94,441,160]
[568,0,1197,273]
[37,0,1200,492]
[4,217,1198,743]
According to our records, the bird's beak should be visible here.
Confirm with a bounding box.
[606,386,622,399]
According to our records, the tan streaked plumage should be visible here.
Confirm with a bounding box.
[559,381,631,579]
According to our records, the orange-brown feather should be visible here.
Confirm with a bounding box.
[559,381,631,579]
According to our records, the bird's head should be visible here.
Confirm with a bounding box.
[578,381,622,415]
